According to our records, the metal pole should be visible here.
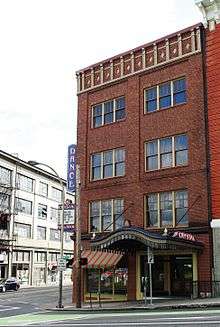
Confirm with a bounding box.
[57,178,65,308]
[149,262,153,305]
[75,164,81,308]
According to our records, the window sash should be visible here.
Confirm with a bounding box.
[145,134,188,171]
[89,199,124,232]
[146,190,188,227]
[92,97,125,128]
[145,78,186,113]
[91,149,125,181]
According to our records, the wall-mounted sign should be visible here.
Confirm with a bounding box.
[172,231,195,242]
[67,144,76,193]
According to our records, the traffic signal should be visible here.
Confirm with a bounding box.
[79,257,88,266]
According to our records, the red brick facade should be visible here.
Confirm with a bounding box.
[206,24,220,219]
[74,24,213,302]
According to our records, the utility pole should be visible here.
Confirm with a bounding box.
[75,164,81,308]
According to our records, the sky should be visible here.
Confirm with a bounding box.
[0,0,203,178]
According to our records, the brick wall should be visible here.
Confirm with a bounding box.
[206,24,220,219]
[77,53,209,234]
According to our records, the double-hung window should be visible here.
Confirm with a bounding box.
[92,97,125,128]
[146,190,188,227]
[145,134,188,171]
[91,148,125,181]
[90,199,124,233]
[145,78,186,113]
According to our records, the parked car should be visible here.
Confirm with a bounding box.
[0,278,20,292]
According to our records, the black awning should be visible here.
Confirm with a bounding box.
[91,227,204,254]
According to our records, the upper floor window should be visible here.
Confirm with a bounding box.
[38,203,47,219]
[145,78,186,113]
[145,134,188,171]
[15,197,32,215]
[39,182,48,197]
[90,198,124,233]
[17,174,34,192]
[37,226,46,240]
[51,187,62,202]
[14,223,31,238]
[146,190,188,228]
[91,148,125,181]
[50,228,60,241]
[0,193,10,211]
[50,207,59,222]
[92,97,125,128]
[0,166,11,186]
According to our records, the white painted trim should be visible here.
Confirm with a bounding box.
[211,219,220,228]
[77,50,201,95]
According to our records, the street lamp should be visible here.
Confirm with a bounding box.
[28,160,65,308]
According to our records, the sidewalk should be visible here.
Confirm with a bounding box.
[51,296,220,312]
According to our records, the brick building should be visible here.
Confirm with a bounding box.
[73,0,220,302]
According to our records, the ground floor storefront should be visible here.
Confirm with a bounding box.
[72,227,212,302]
[5,248,73,286]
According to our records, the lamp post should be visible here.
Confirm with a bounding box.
[28,161,65,308]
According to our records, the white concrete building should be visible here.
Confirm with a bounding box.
[0,150,74,286]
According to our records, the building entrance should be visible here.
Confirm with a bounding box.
[140,254,193,297]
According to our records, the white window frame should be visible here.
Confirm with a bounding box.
[144,77,186,113]
[145,190,188,228]
[89,198,124,233]
[145,134,188,172]
[91,148,125,181]
[92,96,125,128]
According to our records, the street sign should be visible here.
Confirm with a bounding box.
[58,199,75,232]
[147,247,154,264]
[57,257,66,271]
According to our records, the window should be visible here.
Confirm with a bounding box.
[17,174,34,192]
[15,198,32,215]
[35,252,46,262]
[13,251,30,262]
[159,82,171,109]
[14,223,31,238]
[38,204,47,219]
[0,166,11,186]
[39,182,48,197]
[50,228,60,241]
[51,187,62,202]
[37,226,46,240]
[0,193,10,211]
[145,134,188,171]
[90,199,124,233]
[64,232,72,243]
[92,97,125,128]
[50,207,59,222]
[146,190,188,227]
[145,78,186,113]
[91,148,125,181]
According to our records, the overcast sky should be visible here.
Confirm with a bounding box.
[0,0,202,178]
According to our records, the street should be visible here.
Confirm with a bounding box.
[1,307,220,326]
[0,285,72,318]
[0,288,220,327]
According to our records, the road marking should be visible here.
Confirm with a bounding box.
[0,305,20,311]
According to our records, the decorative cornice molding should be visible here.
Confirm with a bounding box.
[76,24,202,95]
[195,0,220,30]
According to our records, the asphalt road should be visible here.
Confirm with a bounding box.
[0,285,72,318]
[2,308,220,326]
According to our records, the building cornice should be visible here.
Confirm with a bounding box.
[196,0,220,30]
[76,24,202,95]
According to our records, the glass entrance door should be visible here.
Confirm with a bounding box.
[171,255,192,296]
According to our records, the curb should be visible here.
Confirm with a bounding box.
[46,302,220,313]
